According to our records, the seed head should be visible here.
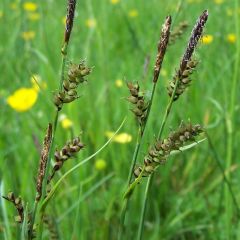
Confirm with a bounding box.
[153,16,172,83]
[48,136,84,183]
[36,124,53,201]
[64,0,77,43]
[134,123,203,178]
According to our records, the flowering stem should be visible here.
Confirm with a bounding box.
[127,128,142,185]
[118,127,141,240]
[136,10,209,239]
[137,79,179,240]
[128,83,157,185]
[29,43,69,240]
[118,82,157,239]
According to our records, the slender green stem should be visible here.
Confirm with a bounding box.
[225,1,239,238]
[118,83,157,239]
[137,175,153,240]
[29,43,69,240]
[157,94,175,139]
[118,132,141,238]
[206,132,240,215]
[127,128,142,185]
[137,69,181,240]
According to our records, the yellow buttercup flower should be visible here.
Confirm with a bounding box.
[23,2,38,12]
[21,31,36,41]
[27,13,40,21]
[214,0,224,4]
[128,9,138,18]
[201,35,213,44]
[110,0,120,4]
[227,34,236,44]
[59,114,73,129]
[95,159,107,171]
[85,18,97,28]
[115,79,123,88]
[61,118,73,129]
[0,11,3,18]
[7,88,38,112]
[105,131,132,144]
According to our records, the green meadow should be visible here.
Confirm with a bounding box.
[0,0,239,239]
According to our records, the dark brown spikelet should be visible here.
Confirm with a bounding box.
[43,214,59,240]
[169,21,188,45]
[153,16,172,83]
[134,123,203,178]
[167,10,208,100]
[181,10,208,71]
[48,136,84,183]
[64,0,77,44]
[54,61,92,110]
[126,82,149,128]
[36,124,53,201]
[168,59,198,100]
[2,192,24,223]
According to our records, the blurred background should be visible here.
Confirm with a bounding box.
[0,0,239,239]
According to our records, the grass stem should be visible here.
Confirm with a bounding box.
[224,0,239,238]
[118,83,157,239]
[30,43,69,240]
[137,68,181,240]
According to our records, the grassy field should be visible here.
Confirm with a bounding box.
[0,0,240,239]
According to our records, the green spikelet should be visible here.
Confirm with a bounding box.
[167,59,198,100]
[134,123,203,177]
[54,61,92,110]
[2,192,24,223]
[48,137,84,183]
[126,82,149,128]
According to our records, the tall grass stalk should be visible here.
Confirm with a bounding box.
[137,10,208,240]
[29,0,76,237]
[118,83,156,240]
[137,65,181,240]
[225,0,240,238]
[36,119,125,239]
[119,15,171,238]
[29,42,69,240]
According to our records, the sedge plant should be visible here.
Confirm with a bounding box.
[119,10,209,240]
[1,1,124,239]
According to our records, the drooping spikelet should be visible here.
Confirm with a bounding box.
[64,0,77,44]
[48,136,84,183]
[36,124,53,201]
[153,16,172,83]
[168,59,198,100]
[126,82,149,128]
[54,61,91,110]
[169,21,188,45]
[167,10,208,100]
[134,123,203,178]
[2,192,24,223]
